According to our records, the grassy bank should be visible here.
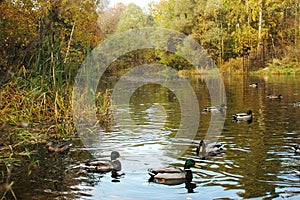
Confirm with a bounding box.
[0,78,113,146]
[252,59,300,76]
[217,56,300,75]
[0,70,112,158]
[0,77,72,157]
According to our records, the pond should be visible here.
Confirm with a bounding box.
[2,74,300,200]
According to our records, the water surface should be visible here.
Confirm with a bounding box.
[2,74,300,200]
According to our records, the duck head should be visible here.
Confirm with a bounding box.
[184,159,200,169]
[111,151,120,160]
[246,110,253,115]
[220,103,227,108]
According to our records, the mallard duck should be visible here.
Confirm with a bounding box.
[249,83,258,88]
[203,104,227,114]
[291,145,300,154]
[45,139,72,153]
[232,110,253,121]
[293,102,300,107]
[148,159,200,185]
[266,94,283,99]
[85,151,121,173]
[196,140,224,159]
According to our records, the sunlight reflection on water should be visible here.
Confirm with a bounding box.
[76,75,300,200]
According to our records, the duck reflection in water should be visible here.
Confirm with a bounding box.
[148,159,200,193]
[111,170,125,182]
[233,118,253,124]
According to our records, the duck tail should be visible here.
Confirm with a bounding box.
[214,142,224,150]
[292,145,299,153]
[203,107,209,112]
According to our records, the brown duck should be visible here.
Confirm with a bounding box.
[45,139,72,153]
[85,151,121,173]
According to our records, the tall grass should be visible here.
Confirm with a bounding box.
[0,36,112,155]
[95,90,114,131]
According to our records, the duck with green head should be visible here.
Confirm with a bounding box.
[232,110,253,121]
[196,140,224,159]
[148,159,200,185]
[266,94,283,99]
[249,83,258,88]
[85,151,121,173]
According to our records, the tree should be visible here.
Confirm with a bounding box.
[0,0,103,81]
[0,1,39,73]
[149,0,299,69]
[150,0,196,35]
[116,3,154,33]
[98,3,127,38]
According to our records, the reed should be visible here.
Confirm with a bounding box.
[0,36,112,151]
[95,89,114,131]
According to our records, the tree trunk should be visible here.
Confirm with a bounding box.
[257,0,263,50]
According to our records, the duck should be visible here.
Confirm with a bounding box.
[249,83,258,88]
[266,94,283,99]
[232,110,253,121]
[85,151,121,173]
[45,139,72,153]
[148,159,200,185]
[293,102,300,107]
[291,145,300,154]
[203,104,227,114]
[196,140,224,159]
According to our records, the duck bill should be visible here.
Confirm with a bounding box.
[194,164,201,169]
[199,146,203,152]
